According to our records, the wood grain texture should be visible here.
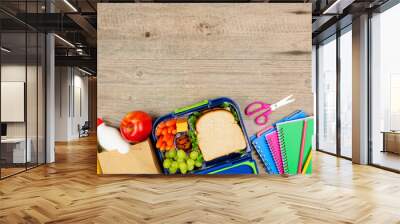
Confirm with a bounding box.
[99,60,312,134]
[1,136,400,223]
[98,3,312,136]
[98,4,310,61]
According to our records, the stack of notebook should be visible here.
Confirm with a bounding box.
[250,110,314,175]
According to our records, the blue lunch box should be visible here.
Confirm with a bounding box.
[151,97,258,175]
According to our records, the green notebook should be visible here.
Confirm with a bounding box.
[276,117,314,175]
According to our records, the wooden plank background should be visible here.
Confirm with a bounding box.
[98,3,312,136]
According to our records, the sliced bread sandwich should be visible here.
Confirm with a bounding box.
[196,109,247,161]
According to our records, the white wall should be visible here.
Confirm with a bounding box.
[1,65,38,138]
[54,67,89,141]
[1,63,46,164]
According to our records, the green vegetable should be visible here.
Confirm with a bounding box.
[187,163,194,171]
[188,112,201,151]
[169,166,178,174]
[187,159,195,167]
[171,161,178,169]
[220,102,240,123]
[163,159,172,169]
[231,108,240,123]
[189,151,199,160]
[169,149,177,158]
[177,150,186,160]
[221,102,231,108]
[179,162,188,174]
[195,161,203,168]
[184,112,206,172]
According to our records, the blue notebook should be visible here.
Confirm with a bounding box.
[250,110,308,174]
[251,128,278,174]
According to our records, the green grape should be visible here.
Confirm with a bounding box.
[169,149,177,158]
[165,151,171,159]
[163,159,172,169]
[171,161,178,169]
[177,157,185,163]
[187,163,194,171]
[177,149,186,160]
[187,159,195,167]
[179,162,188,174]
[189,151,199,160]
[195,161,203,168]
[169,166,177,174]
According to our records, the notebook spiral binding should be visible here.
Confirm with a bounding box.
[252,141,272,174]
[277,127,289,174]
[266,135,283,174]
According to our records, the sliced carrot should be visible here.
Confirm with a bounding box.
[166,119,176,127]
[166,134,174,141]
[166,141,173,148]
[172,129,177,134]
[161,129,168,135]
[166,137,174,146]
[156,127,162,136]
[156,139,162,148]
[160,142,167,151]
[158,122,166,129]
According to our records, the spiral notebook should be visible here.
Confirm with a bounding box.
[251,128,279,174]
[265,129,284,175]
[276,117,314,175]
[250,110,308,175]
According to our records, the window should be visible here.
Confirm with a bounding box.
[0,1,47,179]
[317,35,337,154]
[370,3,400,171]
[339,27,352,158]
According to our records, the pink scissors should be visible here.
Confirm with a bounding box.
[245,95,295,126]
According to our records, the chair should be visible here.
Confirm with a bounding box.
[79,121,90,138]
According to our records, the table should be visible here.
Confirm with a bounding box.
[1,138,32,163]
[381,131,400,154]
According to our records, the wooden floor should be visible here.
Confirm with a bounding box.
[1,136,400,223]
[372,150,400,171]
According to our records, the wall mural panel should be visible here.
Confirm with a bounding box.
[97,3,313,175]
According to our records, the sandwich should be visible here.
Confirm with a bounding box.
[196,109,247,161]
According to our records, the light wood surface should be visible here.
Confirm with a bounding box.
[97,3,313,135]
[1,136,400,223]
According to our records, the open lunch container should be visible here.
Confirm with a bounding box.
[151,97,259,175]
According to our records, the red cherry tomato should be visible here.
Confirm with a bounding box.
[120,111,152,143]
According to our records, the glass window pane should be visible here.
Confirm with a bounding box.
[1,31,27,177]
[371,3,400,171]
[318,36,337,154]
[38,33,46,165]
[339,28,352,158]
[27,31,38,169]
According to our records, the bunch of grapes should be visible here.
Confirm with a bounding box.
[163,149,204,174]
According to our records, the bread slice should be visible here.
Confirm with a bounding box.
[196,109,247,161]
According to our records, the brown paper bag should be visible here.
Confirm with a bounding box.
[98,139,161,174]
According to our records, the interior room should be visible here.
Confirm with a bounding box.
[370,3,400,171]
[1,0,400,223]
[0,23,46,178]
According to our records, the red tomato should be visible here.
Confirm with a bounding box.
[120,111,152,143]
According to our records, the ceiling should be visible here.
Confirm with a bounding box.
[0,0,395,73]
